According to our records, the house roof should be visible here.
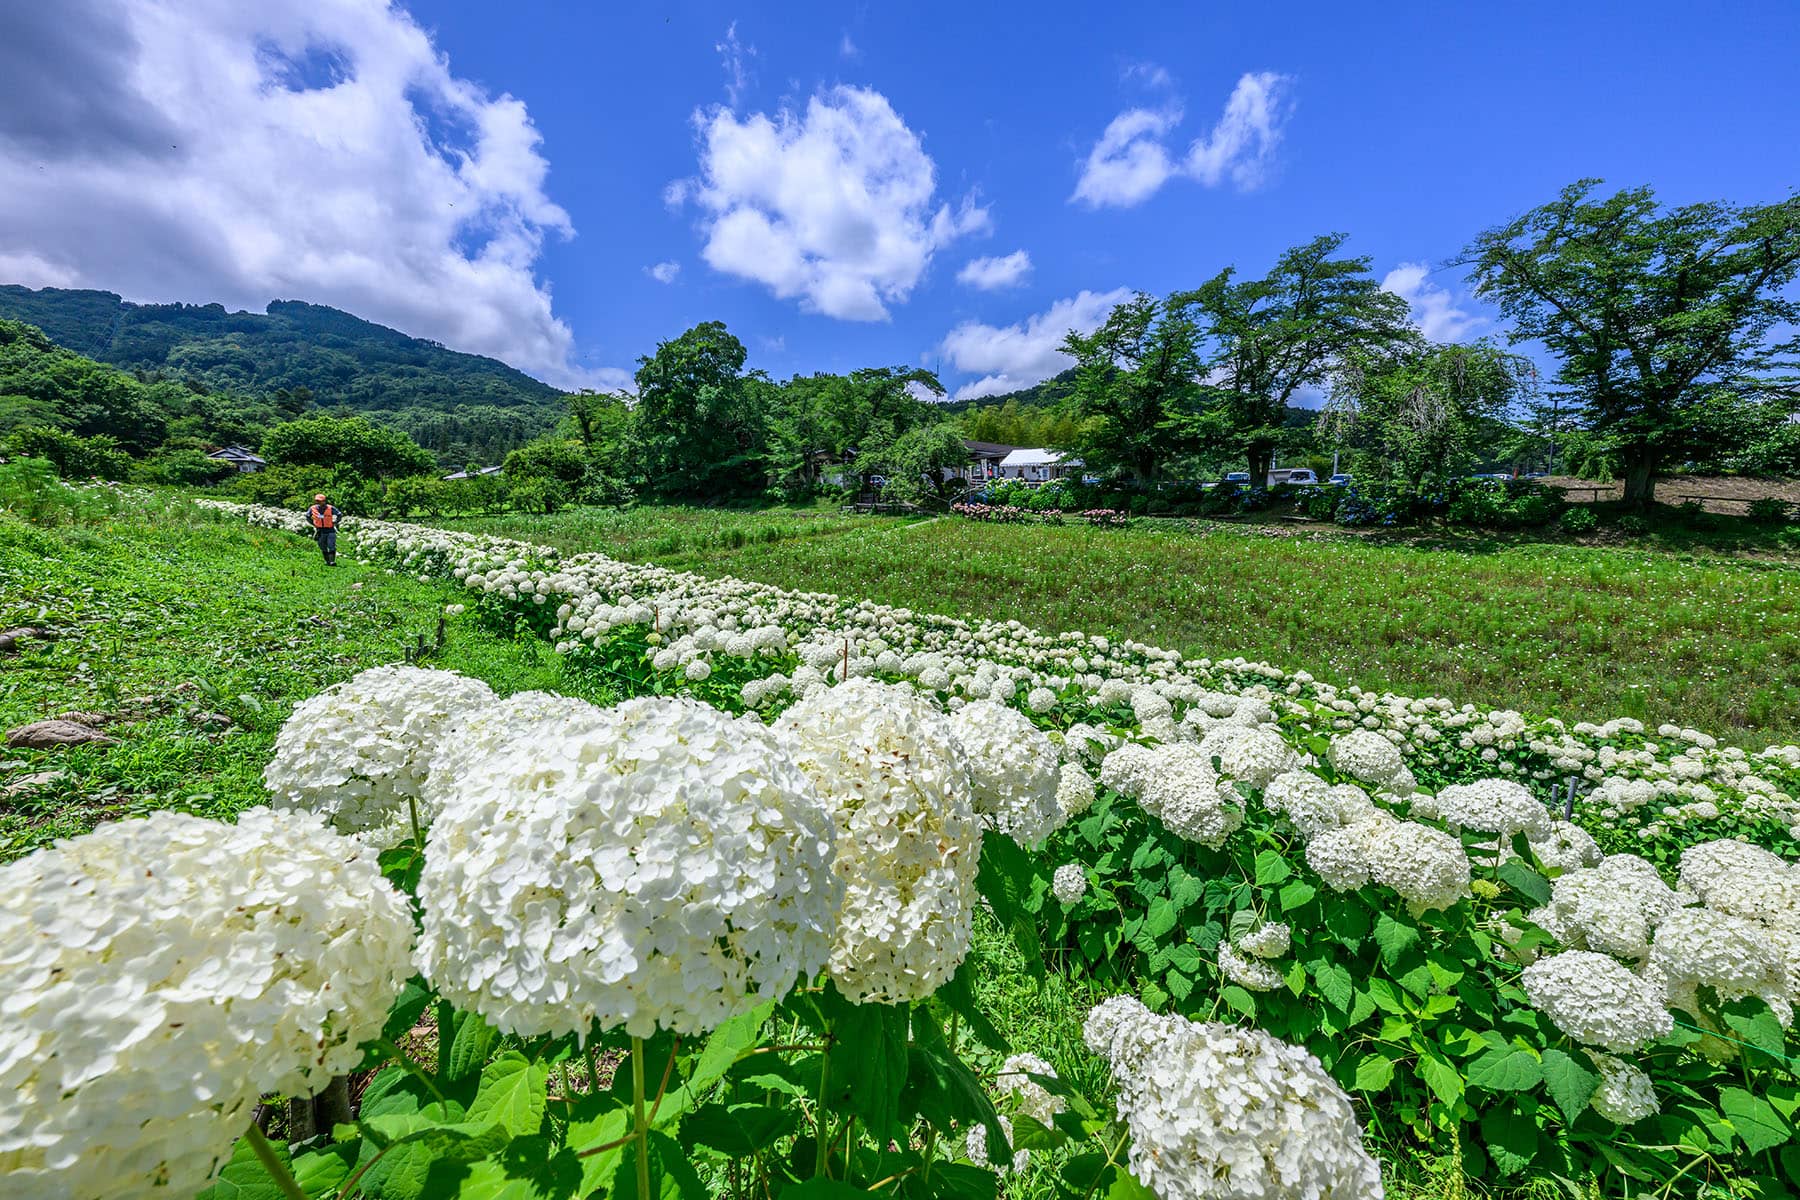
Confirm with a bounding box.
[999,448,1064,468]
[207,446,265,464]
[962,440,1020,458]
[442,465,504,480]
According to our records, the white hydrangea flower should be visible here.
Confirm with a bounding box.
[1082,996,1383,1200]
[0,809,414,1200]
[419,696,840,1039]
[1263,771,1378,838]
[1056,761,1098,818]
[424,690,608,818]
[1589,1055,1659,1124]
[949,700,1065,847]
[1027,686,1058,713]
[1678,839,1800,931]
[1052,863,1088,905]
[264,664,496,843]
[1529,855,1678,961]
[1649,907,1791,1017]
[1327,730,1414,793]
[1237,920,1292,959]
[1218,943,1286,991]
[965,1115,1028,1174]
[1117,744,1244,847]
[1528,822,1603,874]
[1411,778,1552,840]
[997,1052,1065,1126]
[776,679,982,1004]
[1305,812,1471,912]
[1522,950,1673,1052]
[1201,724,1300,789]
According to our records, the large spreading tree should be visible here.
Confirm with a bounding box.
[1060,293,1205,483]
[1187,234,1415,484]
[1456,180,1800,508]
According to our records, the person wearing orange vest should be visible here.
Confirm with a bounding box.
[307,493,340,565]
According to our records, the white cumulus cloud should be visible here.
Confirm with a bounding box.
[675,86,990,321]
[1073,71,1292,208]
[1382,262,1486,342]
[646,260,681,283]
[0,0,627,389]
[941,288,1132,400]
[956,250,1032,291]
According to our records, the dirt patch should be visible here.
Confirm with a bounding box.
[1544,475,1800,514]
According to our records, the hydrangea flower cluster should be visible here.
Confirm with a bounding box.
[949,700,1065,846]
[264,664,496,842]
[1411,778,1552,840]
[1304,811,1472,912]
[1521,950,1673,1052]
[996,1052,1065,1127]
[417,696,840,1039]
[1082,996,1384,1200]
[1101,743,1243,847]
[1326,730,1416,794]
[1529,854,1678,961]
[1052,863,1088,904]
[0,808,414,1200]
[775,679,982,1004]
[1589,1054,1659,1124]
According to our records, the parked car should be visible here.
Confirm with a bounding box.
[1328,473,1354,486]
[1223,472,1251,485]
[1282,469,1319,485]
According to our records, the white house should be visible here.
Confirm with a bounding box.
[206,446,266,473]
[997,448,1079,483]
[942,440,1018,484]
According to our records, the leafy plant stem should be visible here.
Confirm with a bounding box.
[631,1036,650,1198]
[814,1015,834,1178]
[243,1123,307,1200]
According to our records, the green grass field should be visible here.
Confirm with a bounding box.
[0,503,626,859]
[439,507,1800,747]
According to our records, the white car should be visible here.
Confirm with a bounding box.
[1283,469,1319,485]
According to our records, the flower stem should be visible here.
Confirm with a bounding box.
[631,1036,651,1198]
[243,1124,307,1200]
[814,1018,834,1178]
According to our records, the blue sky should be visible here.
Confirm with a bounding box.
[3,1,1798,400]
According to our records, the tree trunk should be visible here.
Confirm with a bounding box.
[1620,449,1658,511]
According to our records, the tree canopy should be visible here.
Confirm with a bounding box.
[1457,180,1800,506]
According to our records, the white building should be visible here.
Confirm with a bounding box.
[997,448,1079,483]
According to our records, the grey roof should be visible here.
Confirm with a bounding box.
[207,446,265,464]
[961,440,1020,458]
[442,465,505,480]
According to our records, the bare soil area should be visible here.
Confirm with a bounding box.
[1543,474,1800,513]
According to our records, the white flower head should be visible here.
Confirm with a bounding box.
[1083,996,1384,1200]
[950,699,1065,847]
[1589,1054,1659,1124]
[0,809,415,1200]
[1522,950,1673,1052]
[776,679,982,1004]
[1052,863,1088,905]
[265,664,496,842]
[418,696,840,1039]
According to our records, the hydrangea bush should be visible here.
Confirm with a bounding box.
[118,499,1800,1198]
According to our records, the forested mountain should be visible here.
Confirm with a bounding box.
[0,286,563,461]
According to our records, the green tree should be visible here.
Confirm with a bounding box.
[1188,234,1415,484]
[259,414,436,478]
[1060,293,1205,483]
[853,423,968,506]
[765,367,945,492]
[1327,341,1535,485]
[633,322,768,499]
[1456,180,1800,508]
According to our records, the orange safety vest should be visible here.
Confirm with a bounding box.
[309,505,337,529]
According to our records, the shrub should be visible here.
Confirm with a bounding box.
[1618,513,1651,535]
[1747,496,1791,524]
[1559,506,1598,534]
[4,425,133,480]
